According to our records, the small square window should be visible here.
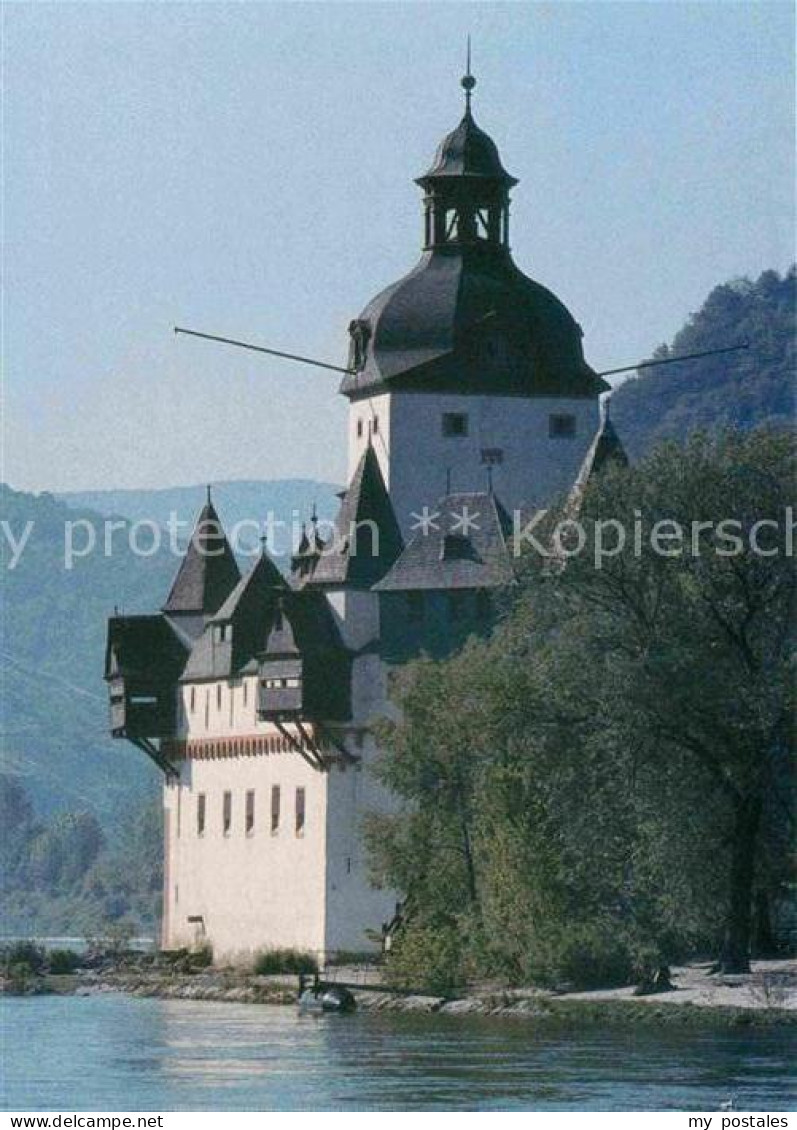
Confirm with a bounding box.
[549,413,576,438]
[442,412,468,438]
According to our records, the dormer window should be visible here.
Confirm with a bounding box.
[216,623,231,643]
[441,533,478,562]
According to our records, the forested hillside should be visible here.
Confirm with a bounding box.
[610,267,795,459]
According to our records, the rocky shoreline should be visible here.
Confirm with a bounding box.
[4,959,797,1028]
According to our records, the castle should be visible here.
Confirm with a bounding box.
[105,69,626,963]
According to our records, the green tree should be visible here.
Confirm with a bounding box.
[368,429,794,985]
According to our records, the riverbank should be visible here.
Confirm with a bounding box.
[3,957,795,1027]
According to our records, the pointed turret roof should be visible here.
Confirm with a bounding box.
[567,401,630,514]
[308,446,403,588]
[162,491,241,616]
[212,541,285,623]
[180,543,287,682]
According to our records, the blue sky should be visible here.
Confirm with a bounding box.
[5,1,794,493]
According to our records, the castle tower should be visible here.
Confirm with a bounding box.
[342,68,608,536]
[105,68,626,965]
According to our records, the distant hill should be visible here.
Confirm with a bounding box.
[611,267,795,460]
[1,478,340,823]
[59,478,341,561]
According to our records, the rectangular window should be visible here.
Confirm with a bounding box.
[216,685,222,710]
[222,790,232,836]
[243,681,248,707]
[245,790,255,836]
[190,687,196,713]
[197,793,206,837]
[356,418,363,439]
[442,412,468,438]
[295,787,306,835]
[271,785,281,833]
[372,414,379,434]
[549,413,576,438]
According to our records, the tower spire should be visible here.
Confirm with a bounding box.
[462,35,476,113]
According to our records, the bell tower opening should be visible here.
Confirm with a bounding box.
[416,65,517,253]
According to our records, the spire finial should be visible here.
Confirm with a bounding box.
[311,501,318,527]
[260,533,268,554]
[206,483,212,505]
[461,35,476,111]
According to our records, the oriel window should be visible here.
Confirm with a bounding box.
[295,787,306,835]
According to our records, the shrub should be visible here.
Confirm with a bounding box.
[384,921,463,995]
[1,941,46,976]
[47,949,81,974]
[253,948,318,975]
[189,943,213,969]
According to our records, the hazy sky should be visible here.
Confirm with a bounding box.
[5,1,794,493]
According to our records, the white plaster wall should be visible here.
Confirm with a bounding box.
[163,749,328,962]
[325,589,380,652]
[323,736,401,954]
[349,391,600,538]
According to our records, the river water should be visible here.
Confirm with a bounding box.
[1,994,794,1111]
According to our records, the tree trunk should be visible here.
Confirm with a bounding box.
[719,797,762,973]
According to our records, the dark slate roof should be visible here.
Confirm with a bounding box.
[340,248,607,400]
[181,548,287,681]
[308,446,404,589]
[417,108,517,187]
[290,521,327,586]
[262,590,347,660]
[162,498,241,616]
[105,614,188,683]
[374,490,517,592]
[568,402,630,512]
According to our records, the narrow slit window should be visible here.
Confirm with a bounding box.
[357,418,363,439]
[271,785,281,833]
[197,793,206,837]
[222,791,232,836]
[295,787,306,835]
[216,685,222,711]
[190,687,196,714]
[245,790,255,836]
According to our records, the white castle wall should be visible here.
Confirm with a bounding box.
[163,748,328,961]
[163,631,399,962]
[349,391,600,536]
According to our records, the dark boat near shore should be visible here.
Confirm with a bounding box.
[297,974,356,1013]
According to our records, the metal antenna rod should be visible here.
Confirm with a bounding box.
[174,326,355,376]
[596,341,749,378]
[175,326,749,381]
